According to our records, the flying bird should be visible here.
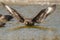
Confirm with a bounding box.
[1,2,56,26]
[0,14,13,27]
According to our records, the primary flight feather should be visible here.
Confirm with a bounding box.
[1,2,56,26]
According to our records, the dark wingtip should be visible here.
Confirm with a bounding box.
[50,4,56,10]
[0,23,5,27]
[0,14,2,17]
[5,15,13,21]
[51,4,56,8]
[0,2,5,6]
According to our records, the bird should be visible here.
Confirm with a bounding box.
[1,2,56,26]
[0,14,13,27]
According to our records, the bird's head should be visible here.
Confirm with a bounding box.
[24,20,30,25]
[24,19,33,25]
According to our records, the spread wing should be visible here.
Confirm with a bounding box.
[32,4,56,23]
[1,2,24,23]
[0,14,13,27]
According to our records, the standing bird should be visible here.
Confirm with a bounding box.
[0,14,13,27]
[1,2,56,26]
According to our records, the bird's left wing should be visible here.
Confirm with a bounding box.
[1,2,24,23]
[32,4,56,23]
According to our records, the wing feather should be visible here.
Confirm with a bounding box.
[1,2,24,23]
[32,9,46,23]
[32,4,56,23]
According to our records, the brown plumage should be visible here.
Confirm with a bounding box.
[0,14,13,27]
[1,2,56,26]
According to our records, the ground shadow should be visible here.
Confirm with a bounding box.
[7,25,57,32]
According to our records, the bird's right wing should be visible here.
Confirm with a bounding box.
[1,2,24,23]
[32,4,56,23]
[32,9,46,23]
